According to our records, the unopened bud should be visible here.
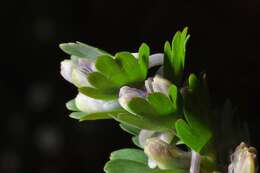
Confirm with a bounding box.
[144,137,190,170]
[228,142,258,173]
[75,93,119,113]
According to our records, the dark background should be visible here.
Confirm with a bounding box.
[1,0,260,172]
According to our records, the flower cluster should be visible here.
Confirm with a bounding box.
[59,29,257,173]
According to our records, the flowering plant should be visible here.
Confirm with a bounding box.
[59,28,257,173]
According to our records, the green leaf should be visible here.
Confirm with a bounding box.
[163,41,173,82]
[65,99,79,111]
[104,160,152,173]
[87,72,119,89]
[138,43,150,79]
[110,148,148,164]
[79,87,117,100]
[59,41,107,59]
[188,74,200,91]
[80,109,126,121]
[69,112,86,119]
[115,52,143,82]
[151,169,186,173]
[168,84,182,113]
[132,136,143,148]
[163,27,190,85]
[175,119,211,152]
[111,113,172,132]
[147,92,174,116]
[95,55,127,86]
[119,123,140,136]
[128,97,157,117]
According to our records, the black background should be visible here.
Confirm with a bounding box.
[1,0,260,172]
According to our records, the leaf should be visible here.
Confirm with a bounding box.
[66,99,79,111]
[95,55,127,86]
[151,169,186,173]
[79,87,117,100]
[138,43,150,79]
[168,84,182,114]
[80,109,126,121]
[175,119,211,152]
[104,160,152,173]
[87,72,119,89]
[110,148,148,164]
[115,52,143,82]
[111,113,172,132]
[128,97,157,117]
[132,136,143,148]
[163,27,190,85]
[163,41,173,82]
[119,123,140,136]
[188,74,200,91]
[147,92,174,116]
[69,112,86,119]
[59,41,107,59]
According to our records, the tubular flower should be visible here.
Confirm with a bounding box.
[75,93,119,113]
[144,137,190,170]
[145,75,172,95]
[118,86,146,113]
[60,58,95,87]
[228,142,258,173]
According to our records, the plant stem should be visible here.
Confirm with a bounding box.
[190,150,201,173]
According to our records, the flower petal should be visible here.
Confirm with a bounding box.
[75,93,119,113]
[118,86,146,113]
[131,53,163,68]
[60,60,74,82]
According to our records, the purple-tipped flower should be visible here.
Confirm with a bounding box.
[75,93,119,113]
[60,58,95,87]
[145,75,172,95]
[228,142,258,173]
[118,86,146,113]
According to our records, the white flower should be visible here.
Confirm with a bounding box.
[145,75,172,95]
[144,137,190,170]
[228,142,257,173]
[118,86,146,113]
[60,58,95,87]
[132,53,163,68]
[75,93,119,113]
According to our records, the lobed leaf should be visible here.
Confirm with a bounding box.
[66,99,79,111]
[104,159,151,173]
[59,41,107,59]
[138,43,150,79]
[147,92,174,116]
[110,148,148,164]
[119,123,140,136]
[79,87,117,100]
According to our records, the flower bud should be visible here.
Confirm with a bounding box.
[118,86,146,113]
[138,130,174,148]
[75,93,119,113]
[144,137,190,170]
[131,53,163,68]
[60,58,95,87]
[145,75,172,95]
[228,142,258,173]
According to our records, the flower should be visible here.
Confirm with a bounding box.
[118,86,146,113]
[75,93,119,113]
[131,53,163,68]
[144,137,190,170]
[228,142,258,173]
[60,58,95,87]
[145,75,172,95]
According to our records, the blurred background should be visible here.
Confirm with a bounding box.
[1,0,260,172]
